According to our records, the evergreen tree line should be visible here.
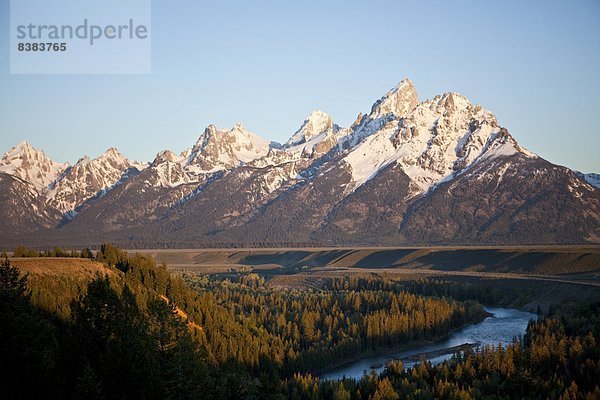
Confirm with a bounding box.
[327,275,538,308]
[9,245,94,259]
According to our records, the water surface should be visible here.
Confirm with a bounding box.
[320,307,537,380]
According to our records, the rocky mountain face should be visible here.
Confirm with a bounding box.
[1,78,599,248]
[45,148,147,217]
[0,173,61,234]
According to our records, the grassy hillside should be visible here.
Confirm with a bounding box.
[10,257,114,278]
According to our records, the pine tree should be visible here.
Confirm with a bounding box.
[333,381,351,400]
[0,257,58,399]
[373,378,399,400]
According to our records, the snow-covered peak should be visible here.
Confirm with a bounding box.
[343,87,529,195]
[99,147,123,161]
[143,124,273,188]
[90,148,120,166]
[11,140,34,153]
[285,110,335,146]
[76,156,92,165]
[0,141,69,191]
[90,147,148,172]
[106,147,147,169]
[152,150,184,166]
[186,124,271,173]
[369,78,419,119]
[45,148,146,213]
[232,122,247,133]
[282,110,345,158]
[145,150,194,188]
[332,80,420,152]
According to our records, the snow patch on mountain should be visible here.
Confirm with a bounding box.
[343,124,399,186]
[147,161,196,188]
[283,110,348,158]
[581,173,600,189]
[285,110,335,146]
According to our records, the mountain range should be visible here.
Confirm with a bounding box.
[1,78,599,248]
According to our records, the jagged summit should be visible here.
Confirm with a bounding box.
[101,147,148,171]
[152,150,182,166]
[369,78,419,119]
[102,147,122,158]
[181,123,272,175]
[76,148,125,165]
[10,141,34,152]
[145,124,274,188]
[232,122,247,132]
[280,110,344,158]
[0,141,68,191]
[285,110,335,147]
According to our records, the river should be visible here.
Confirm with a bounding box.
[320,307,537,381]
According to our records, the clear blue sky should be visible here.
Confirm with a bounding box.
[1,0,599,172]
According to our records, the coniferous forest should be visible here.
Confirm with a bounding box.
[1,245,599,399]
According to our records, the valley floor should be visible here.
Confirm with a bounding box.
[130,246,600,313]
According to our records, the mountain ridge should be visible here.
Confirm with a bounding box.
[1,79,599,247]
